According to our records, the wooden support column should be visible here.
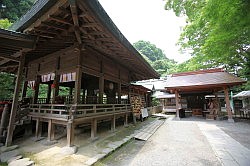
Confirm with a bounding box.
[48,119,55,141]
[175,90,180,120]
[224,87,234,122]
[46,84,51,103]
[99,75,104,104]
[74,67,82,104]
[91,118,97,139]
[111,115,116,132]
[118,82,121,104]
[52,75,60,103]
[35,118,42,138]
[21,81,28,100]
[67,121,74,146]
[0,104,9,135]
[5,54,25,146]
[124,113,128,127]
[33,76,40,104]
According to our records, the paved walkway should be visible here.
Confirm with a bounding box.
[129,116,220,166]
[198,123,250,166]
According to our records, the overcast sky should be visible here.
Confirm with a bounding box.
[98,0,191,63]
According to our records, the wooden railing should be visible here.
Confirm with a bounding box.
[28,104,131,120]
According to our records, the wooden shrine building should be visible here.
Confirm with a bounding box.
[0,0,159,147]
[165,69,246,121]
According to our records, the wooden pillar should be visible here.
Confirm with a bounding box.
[224,87,234,122]
[0,104,9,135]
[35,118,42,138]
[118,82,121,104]
[175,90,180,120]
[69,87,73,96]
[48,119,55,141]
[74,67,82,104]
[52,75,59,103]
[111,115,116,132]
[21,81,28,100]
[124,113,128,127]
[91,118,97,139]
[46,84,51,103]
[67,121,74,146]
[5,54,25,146]
[99,75,104,104]
[33,76,40,104]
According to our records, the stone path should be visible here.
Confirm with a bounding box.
[129,116,220,166]
[133,119,164,140]
[0,144,34,166]
[198,123,250,166]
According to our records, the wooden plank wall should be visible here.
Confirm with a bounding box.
[25,47,131,84]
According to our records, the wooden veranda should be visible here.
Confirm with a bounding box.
[0,0,159,147]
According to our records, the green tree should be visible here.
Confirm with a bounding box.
[166,0,250,89]
[0,18,12,29]
[133,40,177,76]
[0,0,36,22]
[0,73,15,100]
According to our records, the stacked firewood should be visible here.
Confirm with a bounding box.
[130,96,142,117]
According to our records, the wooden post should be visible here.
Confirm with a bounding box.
[74,67,82,104]
[0,104,9,135]
[21,81,28,100]
[175,90,180,120]
[5,54,25,146]
[99,75,104,104]
[46,84,51,103]
[35,118,42,138]
[124,113,128,127]
[33,76,40,104]
[224,87,234,122]
[67,121,74,146]
[118,82,121,104]
[91,118,97,139]
[52,74,59,103]
[111,115,116,132]
[48,119,55,141]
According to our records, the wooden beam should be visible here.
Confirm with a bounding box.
[49,16,73,26]
[0,54,20,62]
[5,53,25,146]
[69,0,82,44]
[41,22,67,31]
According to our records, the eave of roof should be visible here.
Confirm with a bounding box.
[9,0,159,80]
[165,69,246,92]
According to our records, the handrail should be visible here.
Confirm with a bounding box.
[28,103,131,120]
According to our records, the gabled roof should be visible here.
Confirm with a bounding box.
[0,28,37,73]
[233,91,250,98]
[6,0,159,81]
[165,68,246,92]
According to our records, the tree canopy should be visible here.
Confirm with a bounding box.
[165,0,250,90]
[133,40,177,76]
[0,0,35,22]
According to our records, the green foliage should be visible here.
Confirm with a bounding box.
[165,0,250,90]
[0,18,12,29]
[152,97,160,106]
[133,40,177,76]
[0,72,15,100]
[0,0,36,22]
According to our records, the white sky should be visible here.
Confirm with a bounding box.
[98,0,191,63]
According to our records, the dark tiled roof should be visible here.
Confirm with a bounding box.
[165,69,246,89]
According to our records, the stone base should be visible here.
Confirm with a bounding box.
[60,145,78,155]
[228,118,234,123]
[175,117,181,121]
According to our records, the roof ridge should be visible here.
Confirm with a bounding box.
[172,68,224,77]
